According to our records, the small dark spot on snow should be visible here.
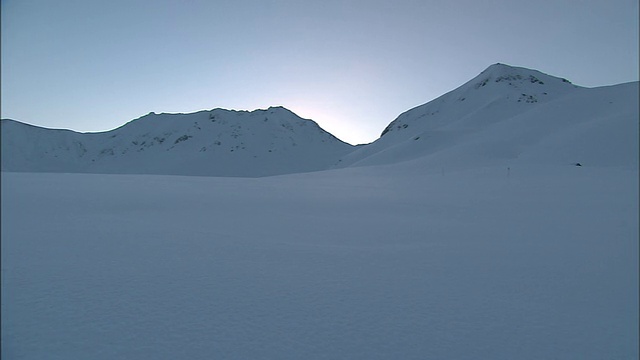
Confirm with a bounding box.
[174,135,192,144]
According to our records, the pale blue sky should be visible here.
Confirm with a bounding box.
[2,0,638,144]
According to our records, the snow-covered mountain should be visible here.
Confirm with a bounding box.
[335,63,639,170]
[1,106,354,177]
[2,63,638,177]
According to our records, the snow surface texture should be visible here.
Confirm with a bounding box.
[2,63,639,358]
[2,165,638,359]
[1,106,353,177]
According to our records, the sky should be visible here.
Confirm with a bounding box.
[1,0,638,145]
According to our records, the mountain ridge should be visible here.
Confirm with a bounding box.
[2,63,638,176]
[1,106,354,177]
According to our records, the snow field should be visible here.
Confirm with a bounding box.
[2,163,638,359]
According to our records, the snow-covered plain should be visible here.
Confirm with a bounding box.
[2,162,638,359]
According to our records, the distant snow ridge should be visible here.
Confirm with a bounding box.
[2,63,638,176]
[1,107,354,177]
[335,63,638,169]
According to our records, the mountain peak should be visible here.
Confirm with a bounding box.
[481,62,521,74]
[337,64,637,170]
[376,64,581,138]
[254,106,297,117]
[473,63,574,88]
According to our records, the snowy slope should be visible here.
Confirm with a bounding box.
[2,164,637,359]
[336,63,639,170]
[1,107,354,177]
